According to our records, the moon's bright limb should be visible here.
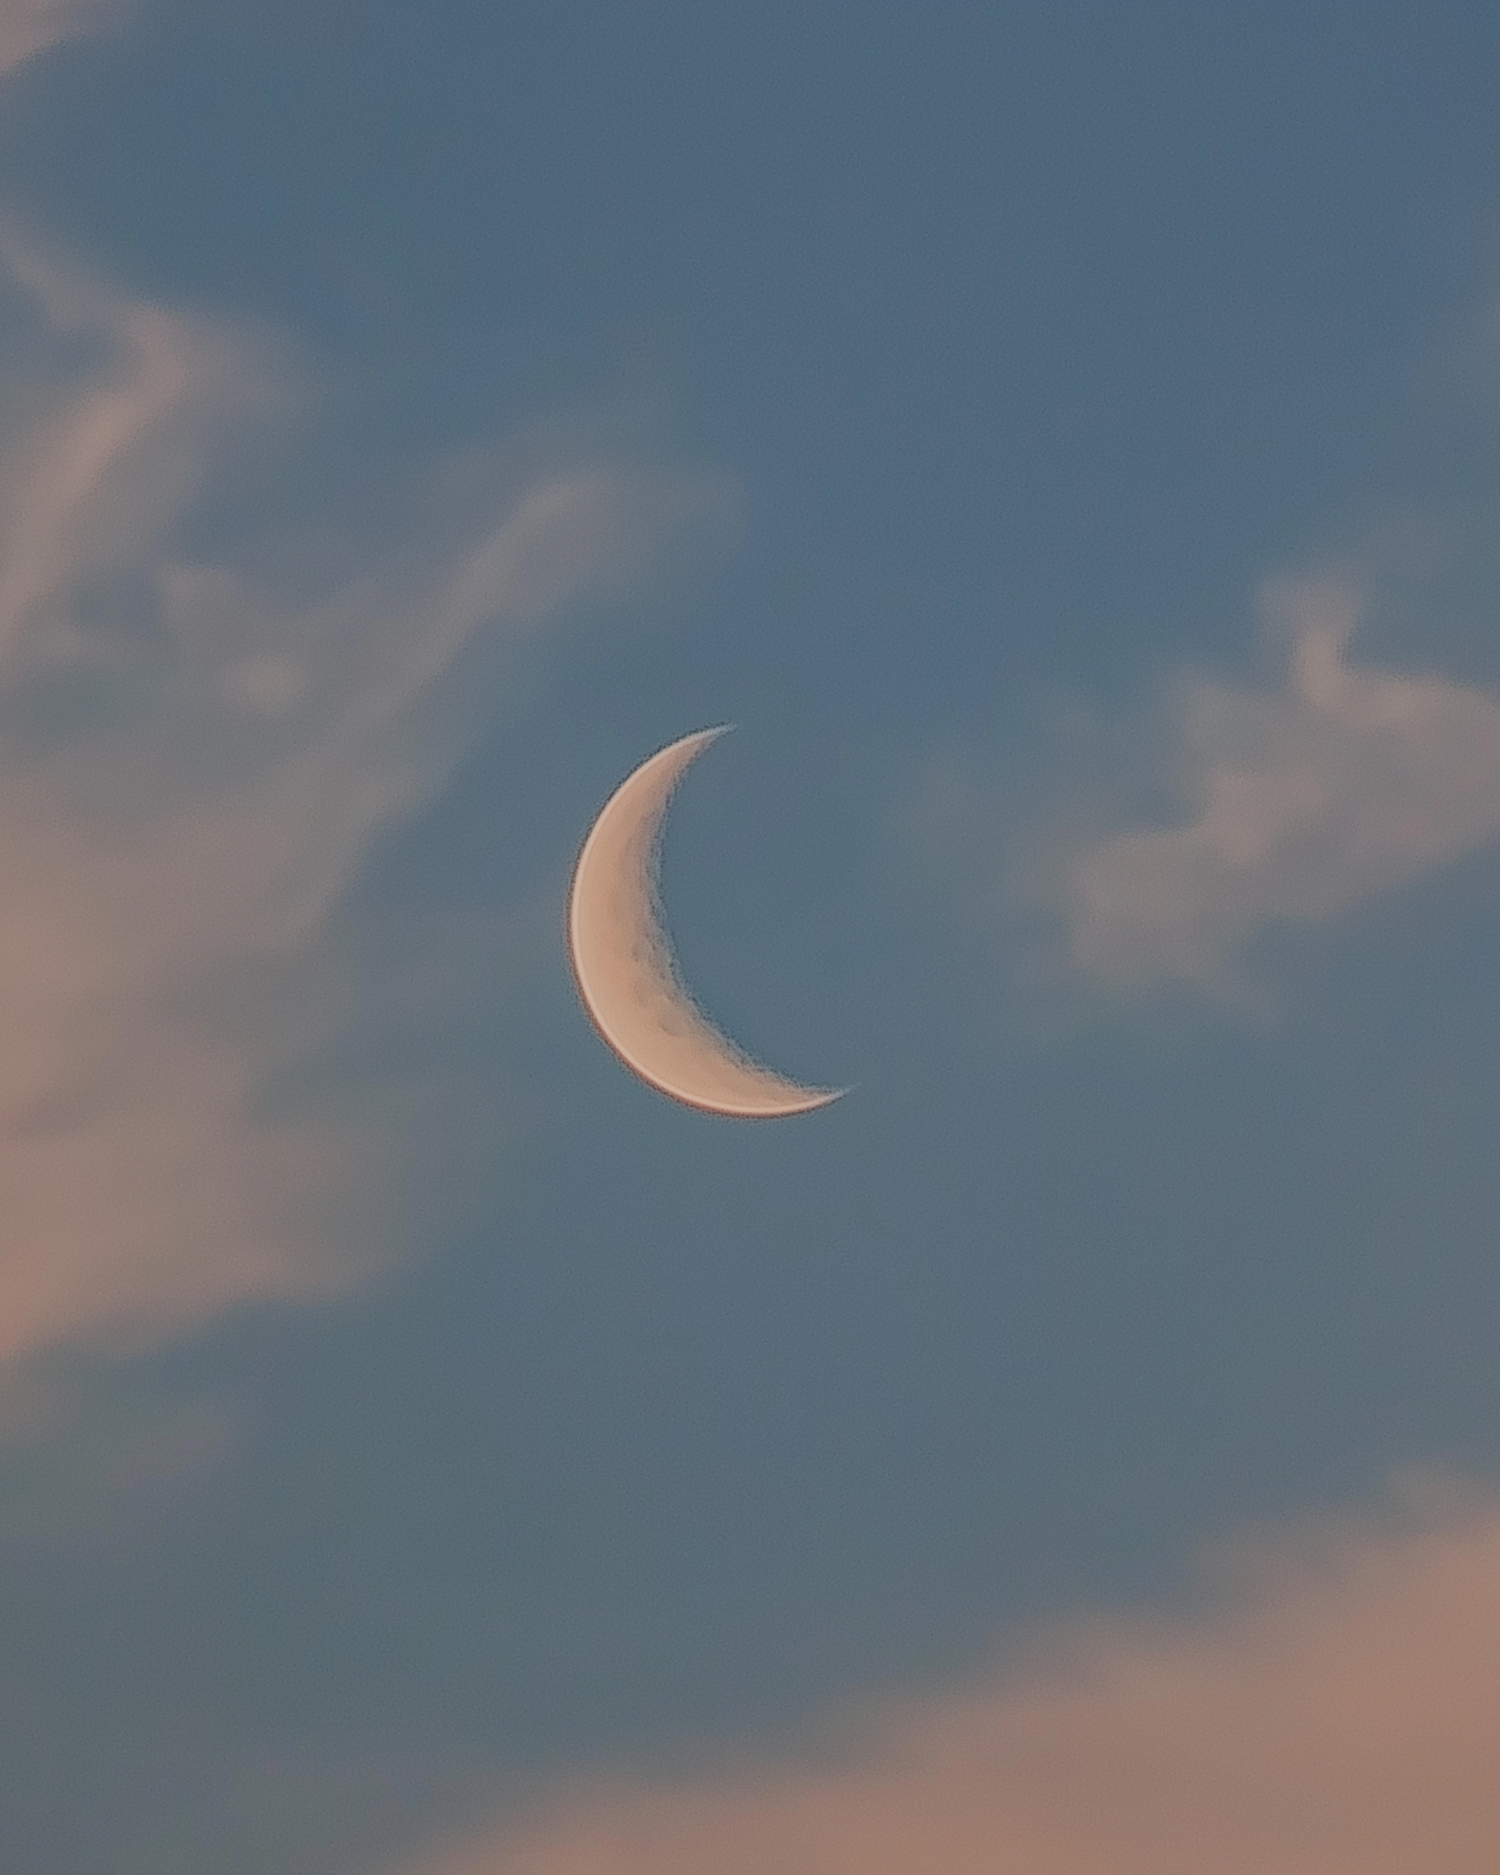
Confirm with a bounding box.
[568,728,845,1117]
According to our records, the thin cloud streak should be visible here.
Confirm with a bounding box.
[1054,576,1500,995]
[388,1479,1500,1875]
[0,228,733,1398]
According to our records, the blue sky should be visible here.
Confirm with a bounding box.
[2,4,1500,1871]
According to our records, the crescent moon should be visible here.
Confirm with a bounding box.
[568,728,844,1117]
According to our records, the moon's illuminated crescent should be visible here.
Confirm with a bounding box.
[568,728,844,1117]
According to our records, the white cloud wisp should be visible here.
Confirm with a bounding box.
[1015,577,1500,998]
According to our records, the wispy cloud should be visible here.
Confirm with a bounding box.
[1050,574,1500,996]
[386,1477,1500,1875]
[0,227,734,1404]
[910,560,1500,1012]
[0,0,116,75]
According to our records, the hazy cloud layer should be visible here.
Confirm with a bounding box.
[389,1479,1500,1875]
[0,0,114,74]
[0,231,731,1398]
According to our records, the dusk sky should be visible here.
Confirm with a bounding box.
[2,4,1500,1871]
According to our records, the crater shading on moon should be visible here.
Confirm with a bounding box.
[567,728,844,1117]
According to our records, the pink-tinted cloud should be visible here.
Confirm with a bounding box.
[387,1478,1500,1875]
[0,230,733,1401]
[0,0,116,74]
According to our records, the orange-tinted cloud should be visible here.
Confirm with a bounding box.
[0,230,733,1402]
[0,0,116,75]
[390,1479,1500,1875]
